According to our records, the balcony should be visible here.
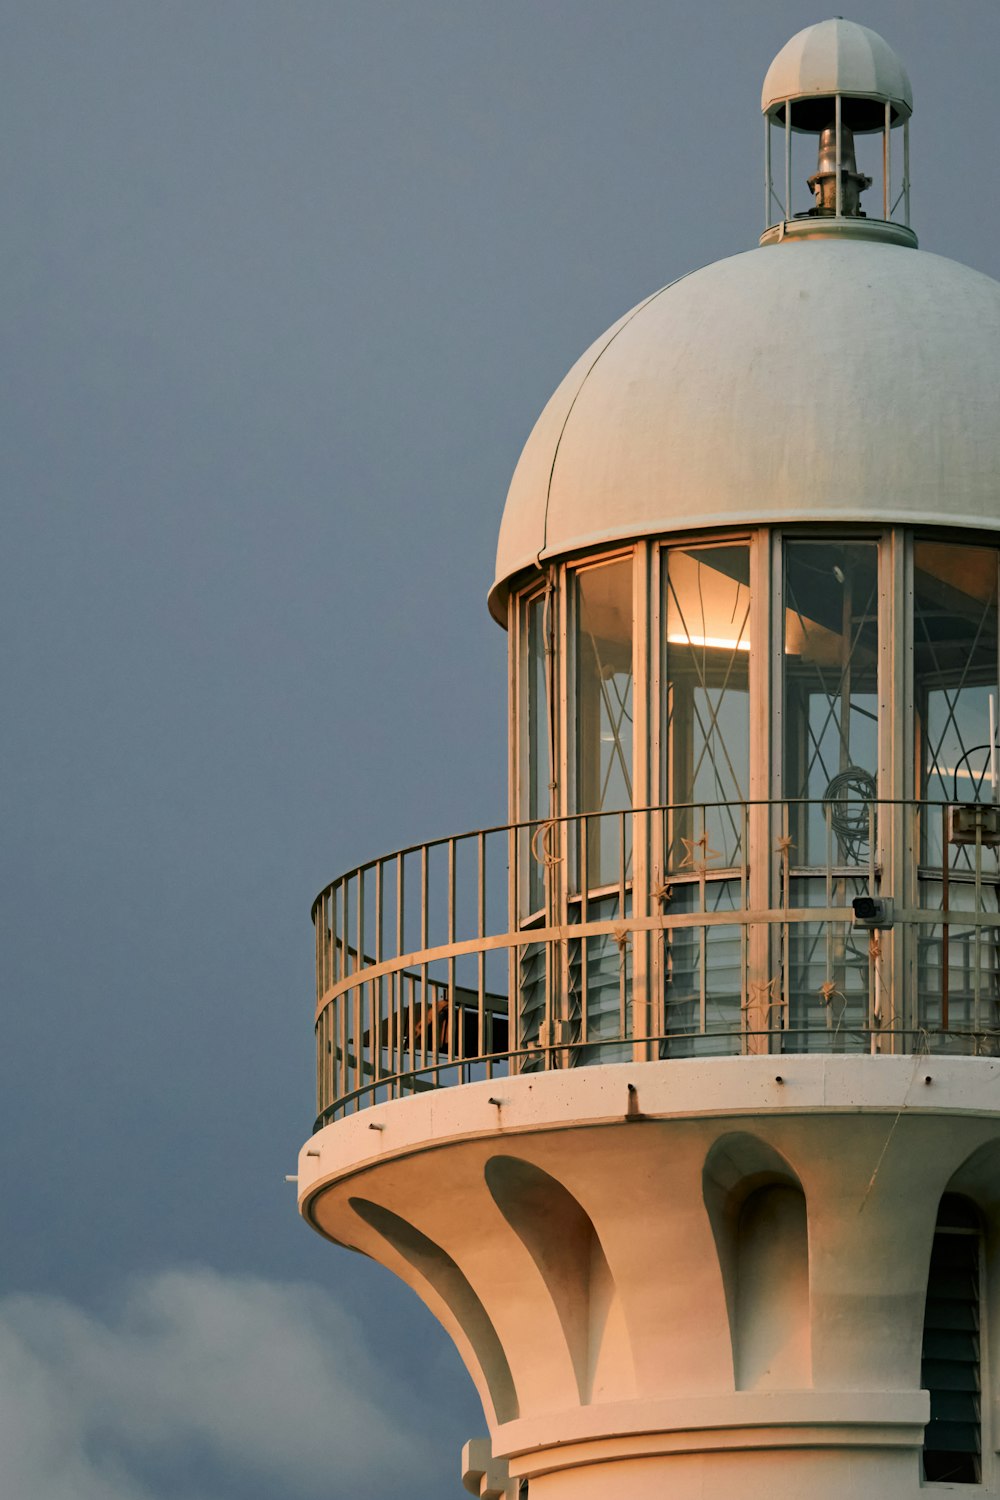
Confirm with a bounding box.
[312,801,1000,1126]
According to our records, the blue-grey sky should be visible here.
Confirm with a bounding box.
[2,3,998,1496]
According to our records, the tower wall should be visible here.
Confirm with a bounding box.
[299,1056,1000,1496]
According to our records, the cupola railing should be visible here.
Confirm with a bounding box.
[312,800,1000,1125]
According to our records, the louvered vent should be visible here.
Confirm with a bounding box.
[921,1194,982,1484]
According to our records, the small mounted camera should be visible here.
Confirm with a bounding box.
[852,895,894,930]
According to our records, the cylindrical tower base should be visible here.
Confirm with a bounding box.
[299,1056,1000,1498]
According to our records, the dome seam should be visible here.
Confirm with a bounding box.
[538,268,699,566]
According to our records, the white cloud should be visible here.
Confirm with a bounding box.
[0,1268,442,1500]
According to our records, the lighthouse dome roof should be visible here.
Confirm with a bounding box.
[490,239,1000,621]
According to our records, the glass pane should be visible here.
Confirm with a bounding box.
[661,880,743,1057]
[783,540,879,866]
[575,558,633,886]
[915,540,998,815]
[524,592,550,821]
[664,544,750,869]
[785,875,870,1052]
[572,892,632,1066]
[522,591,551,913]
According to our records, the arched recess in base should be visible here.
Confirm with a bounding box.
[485,1155,629,1403]
[921,1137,1000,1488]
[350,1197,518,1423]
[702,1132,810,1391]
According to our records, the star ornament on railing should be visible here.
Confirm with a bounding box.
[613,924,631,954]
[678,833,722,873]
[743,977,783,1025]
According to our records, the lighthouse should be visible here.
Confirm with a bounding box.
[297,19,1000,1498]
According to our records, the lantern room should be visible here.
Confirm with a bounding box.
[482,20,1000,1072]
[310,19,1000,1130]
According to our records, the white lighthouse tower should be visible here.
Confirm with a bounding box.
[297,20,1000,1499]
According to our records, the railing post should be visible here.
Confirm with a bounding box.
[649,805,667,1055]
[631,806,652,1060]
[507,824,518,1073]
[746,798,775,1054]
[580,815,590,1052]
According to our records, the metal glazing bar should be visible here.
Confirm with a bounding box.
[903,120,910,225]
[883,102,890,219]
[765,114,771,229]
[835,94,842,218]
[784,101,791,218]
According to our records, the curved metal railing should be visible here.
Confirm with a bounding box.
[312,800,1000,1124]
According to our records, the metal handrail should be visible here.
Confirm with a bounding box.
[312,800,1000,1123]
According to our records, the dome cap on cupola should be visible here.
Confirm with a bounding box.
[761,17,912,131]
